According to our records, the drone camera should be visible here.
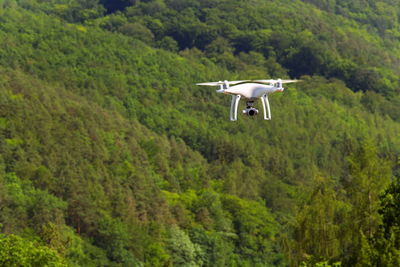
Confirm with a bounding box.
[243,107,259,116]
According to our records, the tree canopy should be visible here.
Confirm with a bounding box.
[0,0,399,266]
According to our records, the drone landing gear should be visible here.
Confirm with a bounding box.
[230,95,241,121]
[261,94,271,120]
[230,95,271,121]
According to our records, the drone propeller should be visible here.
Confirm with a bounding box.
[196,80,250,86]
[252,79,301,84]
[251,79,276,84]
[281,79,301,84]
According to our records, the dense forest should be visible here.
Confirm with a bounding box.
[0,0,400,266]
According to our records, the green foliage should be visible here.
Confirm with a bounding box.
[300,260,341,267]
[357,181,400,266]
[0,234,66,266]
[0,0,399,266]
[221,195,281,264]
[380,182,400,235]
[166,225,204,266]
[342,140,393,265]
[287,176,350,265]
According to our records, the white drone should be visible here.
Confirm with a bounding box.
[196,79,300,121]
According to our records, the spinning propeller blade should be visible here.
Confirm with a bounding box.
[196,80,250,86]
[281,79,301,84]
[251,79,301,84]
[251,79,277,84]
[196,82,222,86]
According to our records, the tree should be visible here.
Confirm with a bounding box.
[0,234,66,266]
[166,225,204,266]
[343,140,392,264]
[354,181,400,267]
[119,22,154,44]
[287,176,349,266]
[100,0,136,13]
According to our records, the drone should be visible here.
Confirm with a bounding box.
[196,79,300,121]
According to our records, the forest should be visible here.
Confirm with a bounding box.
[0,0,400,266]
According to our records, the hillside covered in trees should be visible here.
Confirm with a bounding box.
[1,0,400,266]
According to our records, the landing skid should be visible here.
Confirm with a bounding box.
[261,94,271,120]
[230,94,271,121]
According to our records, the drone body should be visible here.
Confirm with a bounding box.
[196,79,299,121]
